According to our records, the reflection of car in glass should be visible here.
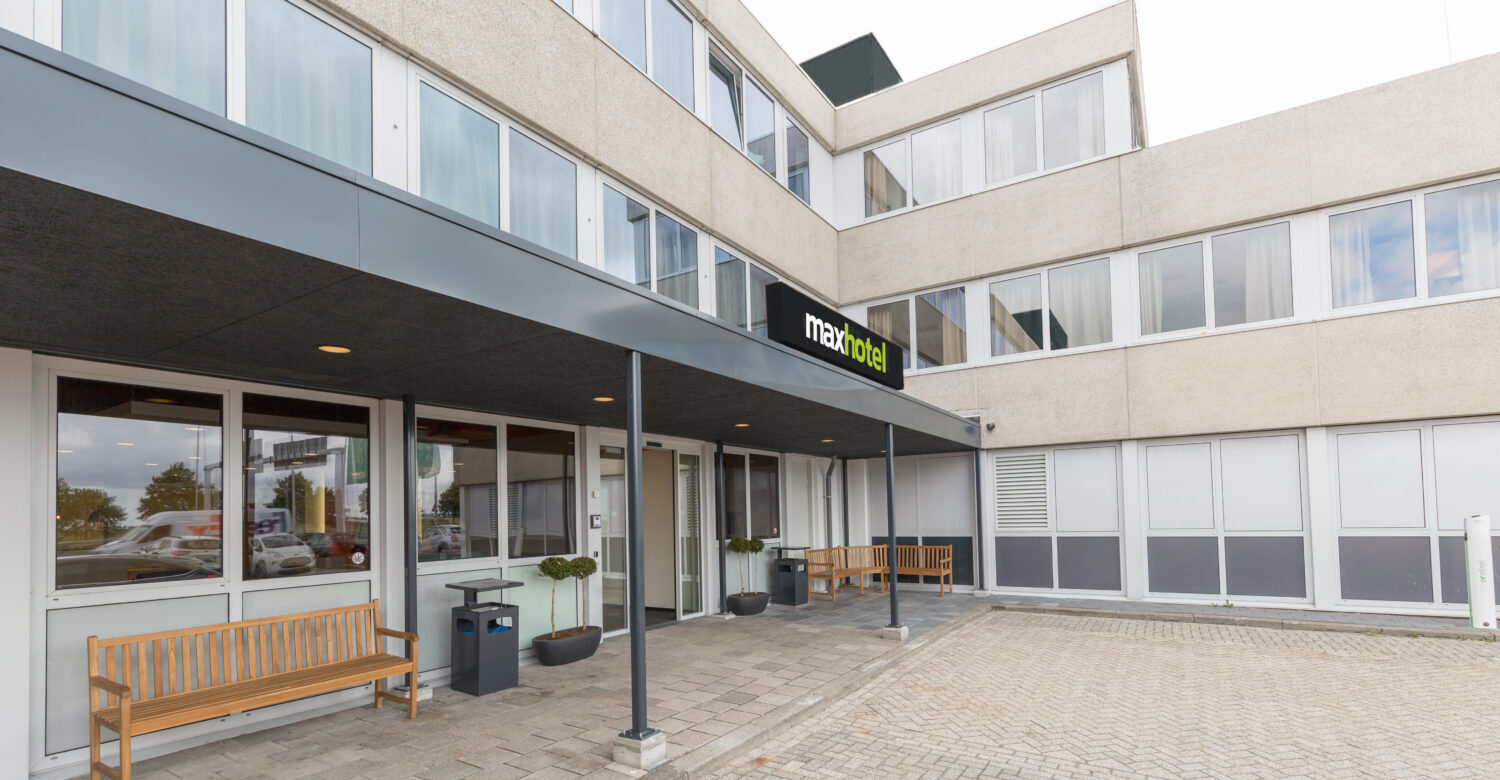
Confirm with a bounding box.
[419,525,461,555]
[298,532,333,557]
[141,536,221,567]
[56,554,219,589]
[250,533,315,577]
[95,510,223,555]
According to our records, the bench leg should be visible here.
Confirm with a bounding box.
[118,727,131,780]
[407,665,419,720]
[374,676,384,709]
[89,716,100,779]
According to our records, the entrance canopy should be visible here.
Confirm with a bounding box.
[0,32,977,459]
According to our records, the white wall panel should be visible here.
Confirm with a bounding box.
[1433,421,1500,531]
[1220,435,1303,532]
[1336,430,1426,529]
[1054,446,1119,532]
[241,580,371,619]
[918,454,974,535]
[1145,443,1214,530]
[865,456,919,536]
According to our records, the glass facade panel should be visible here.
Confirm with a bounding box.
[246,0,372,175]
[651,0,694,109]
[911,121,963,206]
[916,286,966,368]
[1425,179,1500,297]
[416,419,498,562]
[786,120,811,204]
[655,213,699,308]
[714,249,748,329]
[600,445,627,632]
[989,274,1043,356]
[864,139,908,217]
[62,0,225,115]
[509,130,577,259]
[1330,201,1416,308]
[1212,222,1293,326]
[1139,242,1206,335]
[55,378,224,589]
[599,0,646,70]
[722,453,747,539]
[1041,72,1104,171]
[749,454,780,538]
[678,454,702,614]
[602,185,651,288]
[419,83,499,227]
[507,425,576,558]
[867,300,912,369]
[745,79,776,176]
[984,97,1037,183]
[749,265,777,337]
[243,394,371,581]
[1047,258,1112,350]
[708,48,742,148]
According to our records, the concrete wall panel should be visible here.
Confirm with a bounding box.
[708,140,839,297]
[961,349,1131,449]
[902,369,978,417]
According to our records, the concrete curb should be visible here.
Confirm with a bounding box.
[988,603,1499,641]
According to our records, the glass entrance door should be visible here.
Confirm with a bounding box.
[600,445,628,633]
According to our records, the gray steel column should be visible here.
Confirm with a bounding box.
[402,395,418,656]
[973,448,986,591]
[716,439,727,613]
[621,351,656,740]
[885,424,901,628]
[840,457,850,546]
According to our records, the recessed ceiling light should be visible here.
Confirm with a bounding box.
[145,462,158,466]
[145,397,175,404]
[57,449,73,454]
[593,396,614,403]
[316,344,352,354]
[734,423,750,428]
[245,466,257,471]
[291,460,304,465]
[185,426,204,432]
[116,442,134,446]
[453,462,464,467]
[188,456,201,460]
[821,439,834,443]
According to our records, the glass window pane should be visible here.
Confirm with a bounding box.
[555,0,574,12]
[1212,222,1293,326]
[749,454,780,538]
[655,213,699,307]
[62,0,225,115]
[417,419,498,562]
[749,265,777,337]
[1425,179,1500,297]
[599,445,627,632]
[745,79,776,176]
[864,139,908,217]
[650,0,694,109]
[1042,72,1104,170]
[1139,242,1206,335]
[867,300,912,369]
[989,274,1043,356]
[418,84,499,227]
[246,0,371,175]
[722,453,747,539]
[708,48,742,148]
[678,454,701,613]
[911,120,962,206]
[984,97,1037,183]
[243,394,371,581]
[1330,201,1416,308]
[599,0,646,70]
[602,185,651,287]
[55,378,224,589]
[1048,258,1112,349]
[786,120,811,204]
[916,286,966,368]
[714,249,748,329]
[509,130,578,259]
[507,425,576,558]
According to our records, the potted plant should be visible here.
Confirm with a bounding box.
[726,536,770,616]
[531,555,603,666]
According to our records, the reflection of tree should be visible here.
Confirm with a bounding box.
[56,478,127,542]
[267,472,332,528]
[437,482,460,518]
[137,462,221,519]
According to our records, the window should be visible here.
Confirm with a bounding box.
[555,0,574,12]
[1330,201,1415,308]
[1041,72,1104,171]
[748,265,776,336]
[55,378,224,589]
[246,0,372,175]
[708,45,742,148]
[599,0,646,71]
[915,287,966,368]
[242,394,371,581]
[417,419,498,562]
[866,300,912,369]
[911,121,962,206]
[1138,242,1206,336]
[745,78,776,176]
[1425,179,1500,297]
[506,425,576,558]
[1212,222,1293,326]
[655,213,698,308]
[418,83,499,227]
[984,97,1037,184]
[864,139,908,217]
[786,120,811,204]
[651,0,693,109]
[721,453,779,538]
[509,130,578,259]
[714,249,747,329]
[989,274,1043,356]
[602,185,651,288]
[61,0,225,115]
[1048,258,1112,350]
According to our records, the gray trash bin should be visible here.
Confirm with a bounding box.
[773,557,808,606]
[447,579,523,696]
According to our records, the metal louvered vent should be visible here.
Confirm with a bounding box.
[993,453,1048,531]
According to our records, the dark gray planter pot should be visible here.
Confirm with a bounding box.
[727,592,770,616]
[532,626,601,666]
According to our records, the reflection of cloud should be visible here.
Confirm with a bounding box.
[57,423,97,451]
[57,414,223,524]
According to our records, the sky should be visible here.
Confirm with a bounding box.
[740,0,1500,144]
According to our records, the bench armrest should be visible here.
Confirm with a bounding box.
[376,627,419,642]
[89,675,131,698]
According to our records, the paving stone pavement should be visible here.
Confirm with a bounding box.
[766,589,970,638]
[708,611,1500,780]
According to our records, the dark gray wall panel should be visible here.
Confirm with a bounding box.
[1147,537,1220,595]
[1339,537,1433,603]
[1438,536,1500,604]
[1224,536,1306,598]
[920,535,973,586]
[1057,537,1121,591]
[995,537,1052,588]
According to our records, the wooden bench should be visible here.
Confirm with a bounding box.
[87,599,418,780]
[807,545,885,602]
[877,544,955,596]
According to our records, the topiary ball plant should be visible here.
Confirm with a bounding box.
[537,555,573,639]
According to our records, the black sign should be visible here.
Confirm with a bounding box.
[765,283,904,390]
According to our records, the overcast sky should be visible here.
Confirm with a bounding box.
[741,0,1500,144]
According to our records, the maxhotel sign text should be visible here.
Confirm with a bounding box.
[764,283,905,390]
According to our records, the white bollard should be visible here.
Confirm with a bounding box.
[1464,514,1496,630]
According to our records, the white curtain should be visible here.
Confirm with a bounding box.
[1048,258,1112,349]
[655,214,698,308]
[650,0,694,108]
[1042,72,1104,170]
[598,0,646,69]
[62,0,225,114]
[1138,243,1205,335]
[510,130,578,260]
[984,97,1037,184]
[1330,202,1414,308]
[745,80,777,175]
[715,250,748,329]
[1428,181,1500,296]
[1138,250,1165,335]
[912,121,963,206]
[419,84,499,227]
[1213,223,1293,325]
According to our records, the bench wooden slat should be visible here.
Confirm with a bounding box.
[807,544,956,600]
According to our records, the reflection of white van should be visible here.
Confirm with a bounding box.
[95,510,222,555]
